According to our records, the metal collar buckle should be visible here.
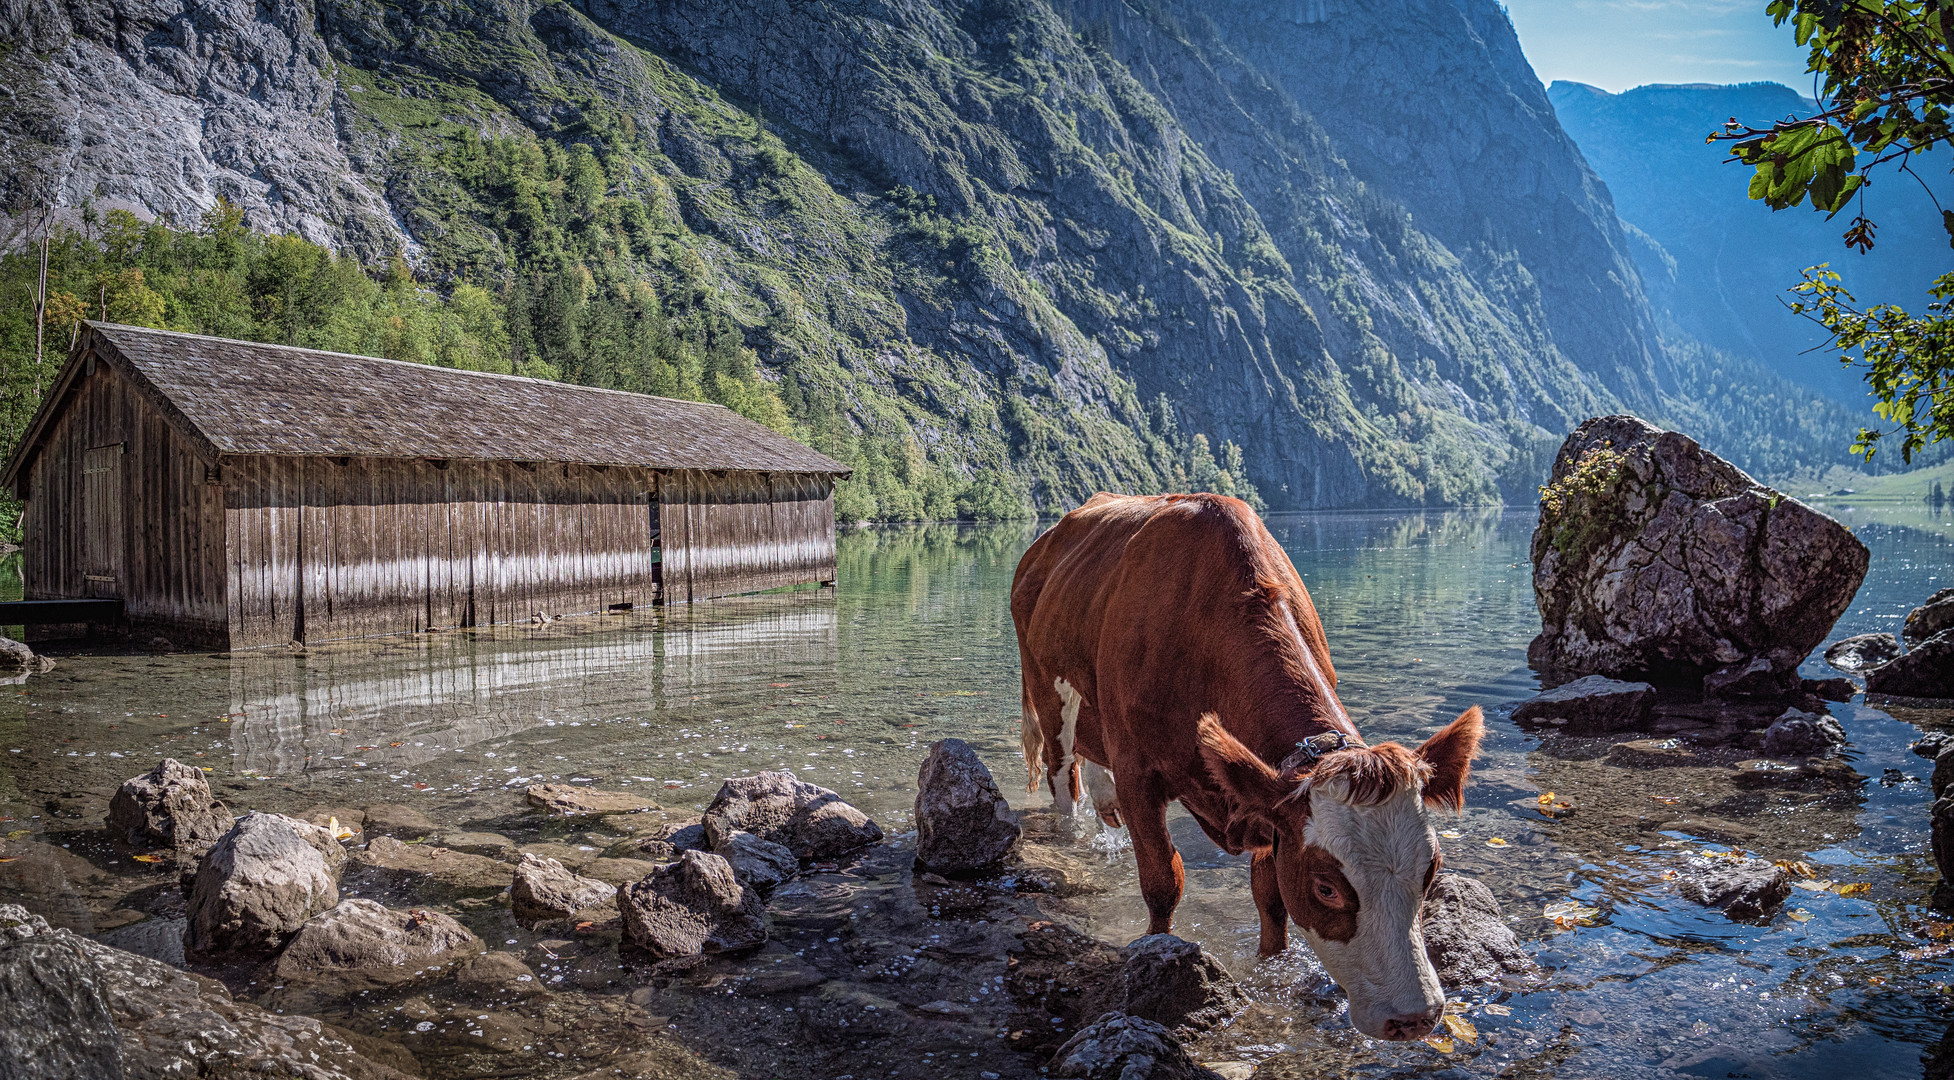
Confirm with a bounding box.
[1277,731,1351,775]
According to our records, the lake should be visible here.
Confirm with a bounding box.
[2,507,1950,1078]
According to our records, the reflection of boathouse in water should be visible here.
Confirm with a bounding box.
[1,322,850,648]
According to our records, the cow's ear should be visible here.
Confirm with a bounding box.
[1197,713,1292,819]
[1416,706,1483,811]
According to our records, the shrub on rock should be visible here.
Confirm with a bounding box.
[914,738,1021,876]
[618,850,766,958]
[1529,416,1867,695]
[106,759,232,850]
[184,812,343,959]
[701,771,882,860]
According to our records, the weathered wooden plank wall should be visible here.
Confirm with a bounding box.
[22,357,226,644]
[658,470,836,603]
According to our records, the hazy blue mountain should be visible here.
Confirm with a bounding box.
[1551,80,1951,401]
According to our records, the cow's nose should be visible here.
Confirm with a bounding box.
[1379,1007,1443,1041]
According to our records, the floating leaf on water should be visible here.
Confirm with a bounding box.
[1833,882,1871,897]
[327,817,355,842]
[5,830,28,840]
[1482,1003,1512,1017]
[1439,829,1463,839]
[0,857,16,863]
[132,853,167,863]
[1867,975,1888,987]
[1486,837,1508,848]
[1440,1013,1479,1044]
[388,741,405,748]
[1787,908,1813,922]
[1422,1034,1456,1053]
[1537,792,1557,805]
[1543,900,1600,924]
[1650,795,1682,805]
[1774,860,1815,878]
[1793,879,1836,893]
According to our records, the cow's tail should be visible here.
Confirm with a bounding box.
[1021,683,1045,795]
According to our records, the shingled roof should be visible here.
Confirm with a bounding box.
[3,322,849,483]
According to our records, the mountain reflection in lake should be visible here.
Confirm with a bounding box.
[2,509,1951,1079]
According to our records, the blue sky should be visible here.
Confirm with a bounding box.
[1504,0,1816,93]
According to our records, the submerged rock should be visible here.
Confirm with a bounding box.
[0,636,54,673]
[511,853,616,926]
[454,950,542,999]
[1528,416,1867,690]
[1676,855,1790,919]
[1802,676,1857,702]
[1760,708,1847,758]
[526,784,663,818]
[701,771,883,860]
[1703,657,1792,701]
[1866,630,1954,699]
[1934,795,1954,897]
[1825,633,1902,673]
[1116,935,1246,1032]
[618,850,766,958]
[0,908,410,1079]
[354,835,516,895]
[360,803,438,841]
[1051,1012,1222,1080]
[273,898,484,993]
[1420,874,1533,986]
[1510,675,1655,732]
[106,758,233,851]
[185,812,344,959]
[712,831,799,897]
[913,738,1022,876]
[1908,588,1954,646]
[1604,738,1700,768]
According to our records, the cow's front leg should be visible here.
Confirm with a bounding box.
[1120,770,1183,935]
[1251,849,1288,958]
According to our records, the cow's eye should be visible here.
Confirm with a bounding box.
[1313,880,1342,906]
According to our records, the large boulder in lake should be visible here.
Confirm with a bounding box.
[273,898,484,994]
[914,738,1022,876]
[1866,629,1954,699]
[1420,874,1533,986]
[618,850,766,958]
[185,812,344,959]
[1116,935,1245,1032]
[0,904,410,1079]
[701,771,883,860]
[1908,589,1954,646]
[106,758,233,851]
[1529,416,1867,694]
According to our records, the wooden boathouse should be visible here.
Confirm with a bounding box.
[1,322,850,649]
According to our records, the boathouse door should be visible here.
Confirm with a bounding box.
[81,443,124,598]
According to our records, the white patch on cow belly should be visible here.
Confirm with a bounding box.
[1053,677,1084,815]
[1081,758,1117,813]
[1303,787,1445,1032]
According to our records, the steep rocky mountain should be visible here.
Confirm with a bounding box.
[0,0,1851,509]
[1550,80,1951,402]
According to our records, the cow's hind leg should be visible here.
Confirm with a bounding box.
[1119,768,1183,935]
[1081,759,1121,828]
[1020,683,1044,795]
[1050,677,1087,817]
[1251,849,1289,958]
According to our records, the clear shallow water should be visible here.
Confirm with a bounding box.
[2,509,1951,1078]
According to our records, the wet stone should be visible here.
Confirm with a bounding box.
[581,857,664,887]
[273,897,485,993]
[1676,855,1791,919]
[1116,934,1246,1032]
[1051,1012,1222,1080]
[1934,747,1954,799]
[106,758,233,851]
[914,738,1022,876]
[702,770,884,860]
[1934,795,1954,896]
[1913,732,1953,761]
[1907,587,1954,646]
[512,853,616,927]
[95,916,188,969]
[1802,677,1857,702]
[437,830,515,858]
[354,835,516,895]
[360,803,437,840]
[1704,656,1797,701]
[454,949,542,998]
[618,850,766,958]
[712,830,798,896]
[1420,874,1533,987]
[185,812,343,960]
[1604,738,1701,768]
[1760,708,1847,758]
[1511,675,1656,733]
[1731,756,1863,790]
[1825,632,1902,673]
[1866,629,1954,699]
[526,783,664,818]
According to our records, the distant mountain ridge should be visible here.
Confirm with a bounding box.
[1549,79,1951,403]
[0,0,1879,509]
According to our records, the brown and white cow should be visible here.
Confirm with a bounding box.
[1011,492,1483,1041]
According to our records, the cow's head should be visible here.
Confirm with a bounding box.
[1199,707,1484,1041]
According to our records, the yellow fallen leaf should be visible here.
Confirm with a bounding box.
[132,853,167,863]
[1788,908,1813,922]
[1774,859,1815,878]
[1441,1013,1479,1044]
[1650,795,1681,805]
[327,816,356,842]
[5,830,28,840]
[1793,879,1836,893]
[1543,900,1600,924]
[1833,882,1871,897]
[1537,792,1557,805]
[1483,1003,1512,1016]
[1439,830,1463,839]
[1422,1034,1456,1053]
[1486,837,1508,848]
